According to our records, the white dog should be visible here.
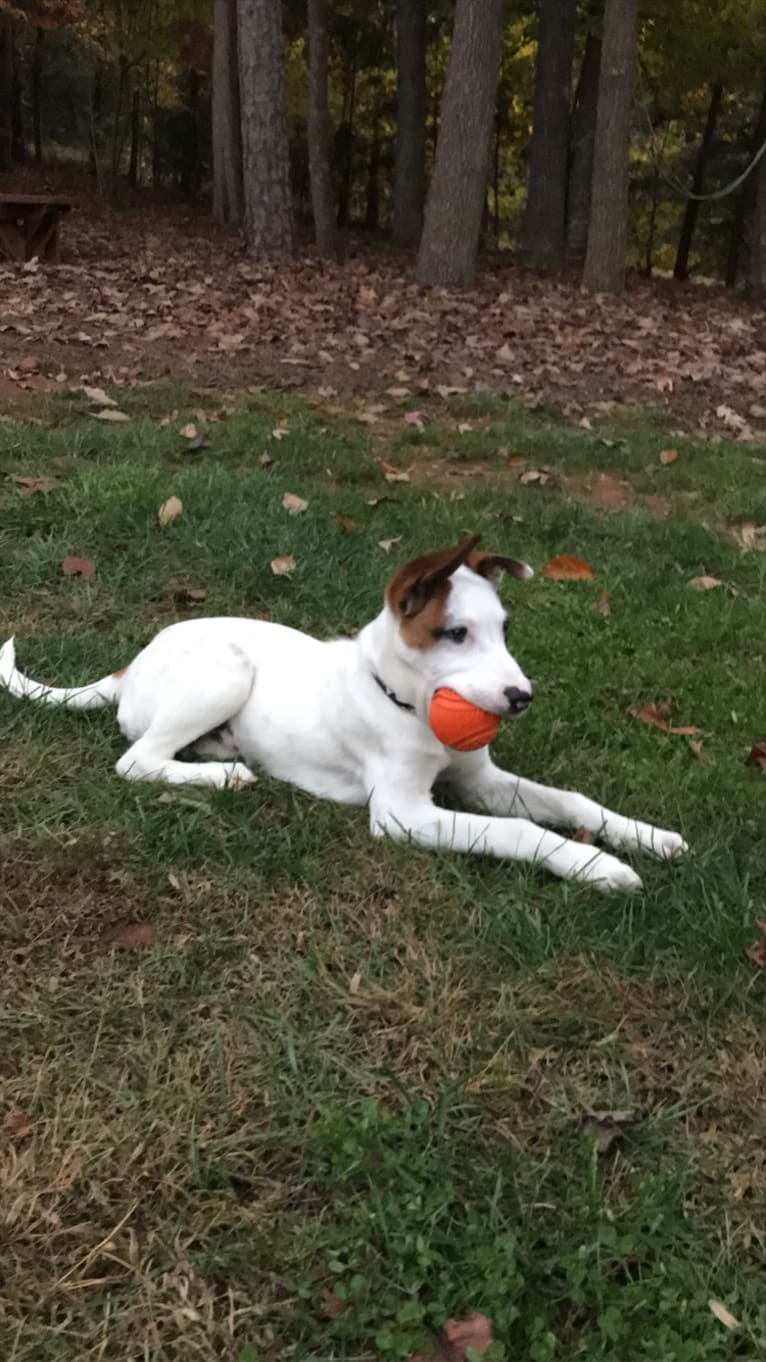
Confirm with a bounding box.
[0,535,686,891]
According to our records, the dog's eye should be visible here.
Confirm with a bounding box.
[446,627,467,644]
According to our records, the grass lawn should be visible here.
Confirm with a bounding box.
[1,390,765,1362]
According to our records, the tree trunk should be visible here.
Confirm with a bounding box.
[749,91,766,300]
[237,0,294,254]
[416,0,504,287]
[392,0,426,246]
[566,28,601,262]
[751,166,766,300]
[674,83,723,281]
[521,0,577,267]
[582,0,639,293]
[336,52,356,228]
[726,89,766,289]
[0,15,13,172]
[364,101,381,229]
[128,89,140,187]
[213,0,243,224]
[307,0,336,255]
[11,28,25,163]
[32,27,43,164]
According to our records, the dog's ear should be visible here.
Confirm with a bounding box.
[386,534,480,618]
[467,549,534,588]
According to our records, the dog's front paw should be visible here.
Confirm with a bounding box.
[649,828,688,860]
[566,846,643,894]
[629,823,688,860]
[225,762,257,790]
[606,818,688,861]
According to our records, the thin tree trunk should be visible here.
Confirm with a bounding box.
[749,88,766,300]
[674,83,723,280]
[392,0,426,246]
[110,54,129,198]
[0,15,13,172]
[237,0,294,254]
[364,101,381,230]
[151,61,161,188]
[751,165,766,300]
[416,0,504,287]
[336,54,356,228]
[566,28,601,262]
[307,0,336,255]
[521,0,577,266]
[128,89,140,187]
[32,27,43,164]
[213,0,243,224]
[11,29,25,163]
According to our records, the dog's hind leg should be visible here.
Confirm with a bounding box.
[115,645,256,789]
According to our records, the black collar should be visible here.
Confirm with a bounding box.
[372,672,415,713]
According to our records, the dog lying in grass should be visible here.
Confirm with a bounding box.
[0,535,686,891]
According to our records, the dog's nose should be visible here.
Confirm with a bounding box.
[505,686,533,715]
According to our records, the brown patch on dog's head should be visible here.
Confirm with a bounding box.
[466,549,534,587]
[385,535,479,647]
[113,667,127,678]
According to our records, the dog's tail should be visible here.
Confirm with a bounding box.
[0,637,124,711]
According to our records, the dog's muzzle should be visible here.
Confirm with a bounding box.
[505,686,533,716]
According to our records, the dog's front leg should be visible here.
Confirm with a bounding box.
[446,750,687,861]
[368,787,642,892]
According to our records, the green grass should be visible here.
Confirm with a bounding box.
[1,394,766,1362]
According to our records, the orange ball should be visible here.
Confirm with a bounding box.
[429,687,500,751]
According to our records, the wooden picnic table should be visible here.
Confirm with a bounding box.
[0,193,72,263]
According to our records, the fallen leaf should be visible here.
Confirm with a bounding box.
[94,408,130,423]
[658,448,679,464]
[320,1288,346,1320]
[408,1312,494,1362]
[688,575,721,591]
[158,495,183,526]
[282,492,308,515]
[595,590,611,616]
[519,466,551,486]
[271,427,288,440]
[627,703,701,736]
[270,555,296,576]
[180,422,198,439]
[81,385,117,407]
[3,1110,33,1138]
[180,432,211,453]
[747,920,766,968]
[542,555,594,581]
[172,584,207,604]
[18,354,39,374]
[349,970,362,995]
[378,536,402,553]
[259,452,274,469]
[688,738,705,760]
[404,409,425,429]
[745,741,766,771]
[61,555,96,580]
[732,522,766,552]
[335,513,355,534]
[377,458,410,483]
[708,1299,741,1331]
[580,1109,636,1154]
[13,475,58,496]
[105,921,156,950]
